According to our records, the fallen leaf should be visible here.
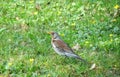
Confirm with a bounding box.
[90,63,96,70]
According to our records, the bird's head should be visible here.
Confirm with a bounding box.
[48,31,60,39]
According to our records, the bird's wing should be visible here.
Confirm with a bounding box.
[52,39,87,63]
[53,39,74,53]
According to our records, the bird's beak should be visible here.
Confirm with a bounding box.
[47,32,52,34]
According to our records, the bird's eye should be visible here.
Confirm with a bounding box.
[51,32,54,35]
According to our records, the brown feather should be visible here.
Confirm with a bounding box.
[52,39,74,53]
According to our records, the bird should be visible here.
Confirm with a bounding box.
[49,31,87,63]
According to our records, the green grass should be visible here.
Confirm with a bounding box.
[0,0,120,77]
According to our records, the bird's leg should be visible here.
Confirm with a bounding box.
[62,55,67,63]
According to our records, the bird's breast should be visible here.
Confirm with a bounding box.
[51,43,65,55]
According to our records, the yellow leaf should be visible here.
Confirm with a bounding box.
[29,0,34,3]
[29,58,34,63]
[57,11,61,15]
[114,5,119,9]
[71,23,76,26]
[60,33,64,37]
[109,34,113,37]
[111,19,116,22]
[33,11,38,15]
[8,62,12,66]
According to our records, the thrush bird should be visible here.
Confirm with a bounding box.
[49,31,87,62]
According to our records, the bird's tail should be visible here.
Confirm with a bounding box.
[70,53,88,63]
[65,52,88,63]
[75,55,87,63]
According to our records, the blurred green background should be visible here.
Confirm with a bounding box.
[0,0,120,77]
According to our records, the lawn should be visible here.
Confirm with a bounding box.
[0,0,120,77]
